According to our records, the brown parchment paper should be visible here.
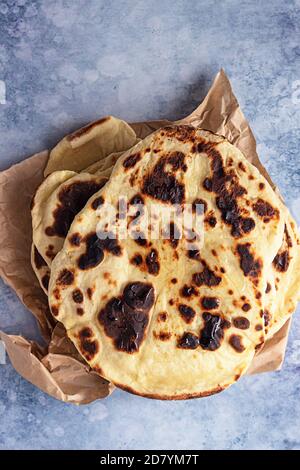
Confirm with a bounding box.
[0,69,291,403]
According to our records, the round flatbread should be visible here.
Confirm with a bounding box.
[49,125,285,399]
[44,116,137,176]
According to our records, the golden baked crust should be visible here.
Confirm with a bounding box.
[47,126,288,398]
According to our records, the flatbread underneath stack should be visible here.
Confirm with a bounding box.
[31,172,108,267]
[44,116,137,176]
[48,126,288,398]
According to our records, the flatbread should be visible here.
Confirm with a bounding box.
[32,171,107,267]
[49,125,285,399]
[44,116,137,176]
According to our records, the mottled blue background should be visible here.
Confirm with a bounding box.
[0,0,300,450]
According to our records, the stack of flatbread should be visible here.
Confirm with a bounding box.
[31,116,300,399]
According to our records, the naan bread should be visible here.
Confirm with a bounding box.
[44,116,136,176]
[32,171,107,266]
[49,126,285,399]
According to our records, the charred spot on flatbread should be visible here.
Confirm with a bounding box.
[142,154,185,204]
[192,198,207,214]
[41,274,49,291]
[229,334,245,353]
[129,193,144,206]
[253,198,279,221]
[45,180,105,238]
[178,304,196,324]
[123,152,141,169]
[153,331,172,341]
[72,289,84,304]
[67,116,109,141]
[199,313,229,351]
[237,243,262,279]
[91,196,105,210]
[52,288,60,300]
[78,232,121,270]
[192,262,221,287]
[238,162,246,172]
[242,302,251,312]
[167,151,187,171]
[98,282,155,353]
[33,246,47,269]
[69,232,82,246]
[132,231,148,247]
[196,141,255,238]
[128,200,144,227]
[145,248,160,275]
[163,125,196,142]
[77,327,99,361]
[157,312,168,322]
[273,226,292,272]
[203,177,213,192]
[201,296,220,310]
[51,305,59,317]
[177,332,199,349]
[233,317,250,330]
[205,215,217,227]
[57,269,74,286]
[180,285,198,298]
[273,251,289,272]
[187,248,201,260]
[165,222,181,248]
[265,282,271,293]
[131,253,143,266]
[46,245,56,260]
[263,309,271,327]
[86,287,94,300]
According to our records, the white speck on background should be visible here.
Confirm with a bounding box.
[14,39,33,61]
[97,55,136,79]
[88,402,109,422]
[52,112,70,128]
[54,426,65,437]
[8,390,17,402]
[58,64,82,85]
[84,70,99,83]
[0,4,8,15]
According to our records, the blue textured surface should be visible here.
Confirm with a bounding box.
[0,0,300,450]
